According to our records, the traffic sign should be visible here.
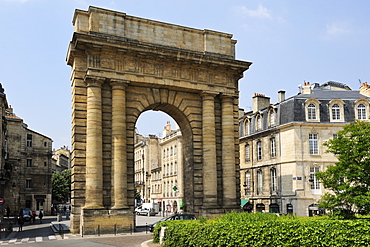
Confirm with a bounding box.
[0,198,4,204]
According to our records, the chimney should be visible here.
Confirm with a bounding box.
[162,121,172,137]
[253,93,270,113]
[360,82,370,97]
[278,90,286,102]
[301,82,312,94]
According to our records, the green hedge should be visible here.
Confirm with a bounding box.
[153,213,370,247]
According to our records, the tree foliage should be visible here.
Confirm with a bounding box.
[316,120,370,216]
[52,169,71,203]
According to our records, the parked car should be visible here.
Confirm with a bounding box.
[19,208,33,222]
[136,207,157,216]
[149,213,197,232]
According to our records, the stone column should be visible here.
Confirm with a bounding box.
[221,94,237,207]
[110,80,129,209]
[201,92,218,207]
[85,76,104,209]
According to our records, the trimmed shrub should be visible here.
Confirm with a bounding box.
[153,212,370,247]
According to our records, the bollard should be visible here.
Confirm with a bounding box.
[81,225,84,238]
[146,223,148,234]
[114,224,117,235]
[98,225,100,236]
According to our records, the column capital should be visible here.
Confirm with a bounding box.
[85,75,106,87]
[200,91,219,98]
[221,92,238,99]
[109,79,129,90]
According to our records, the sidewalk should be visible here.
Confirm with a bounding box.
[50,216,160,247]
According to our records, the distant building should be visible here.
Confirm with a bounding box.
[5,107,53,216]
[239,81,370,216]
[134,121,184,214]
[52,146,71,173]
[158,121,183,214]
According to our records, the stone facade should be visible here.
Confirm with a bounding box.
[239,81,370,216]
[67,6,251,234]
[5,108,53,216]
[52,146,71,173]
[158,122,184,214]
[0,84,8,218]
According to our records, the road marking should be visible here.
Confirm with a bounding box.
[35,237,43,242]
[8,238,17,244]
[48,235,57,240]
[21,238,29,243]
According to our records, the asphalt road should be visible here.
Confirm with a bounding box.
[0,215,164,246]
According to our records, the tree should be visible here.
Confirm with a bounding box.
[52,169,71,203]
[316,120,370,216]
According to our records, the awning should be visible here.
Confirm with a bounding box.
[241,199,249,207]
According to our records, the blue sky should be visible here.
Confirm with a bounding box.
[1,0,369,149]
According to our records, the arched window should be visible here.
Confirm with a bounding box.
[358,104,366,120]
[331,104,340,120]
[244,119,250,136]
[269,110,276,127]
[257,115,262,130]
[308,104,316,120]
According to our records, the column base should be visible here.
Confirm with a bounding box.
[81,208,135,235]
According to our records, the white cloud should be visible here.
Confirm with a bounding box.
[239,4,272,19]
[325,21,352,38]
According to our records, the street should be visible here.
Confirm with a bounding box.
[0,214,165,246]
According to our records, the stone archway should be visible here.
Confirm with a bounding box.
[67,6,251,234]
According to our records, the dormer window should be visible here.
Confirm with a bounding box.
[304,98,321,122]
[354,99,370,121]
[308,104,316,120]
[244,119,251,136]
[269,109,276,127]
[329,99,345,122]
[256,114,262,131]
[358,104,366,120]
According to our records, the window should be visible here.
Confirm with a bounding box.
[269,110,276,127]
[26,134,32,147]
[26,179,32,189]
[256,115,262,131]
[257,170,263,195]
[331,104,340,120]
[307,104,316,120]
[271,168,277,192]
[358,104,366,120]
[257,141,262,160]
[26,159,32,167]
[270,138,276,158]
[245,144,250,162]
[44,141,47,147]
[310,166,320,194]
[245,172,251,195]
[244,119,250,136]
[305,99,321,122]
[309,134,318,154]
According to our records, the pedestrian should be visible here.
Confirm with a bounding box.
[39,210,43,224]
[31,211,36,223]
[18,215,24,232]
